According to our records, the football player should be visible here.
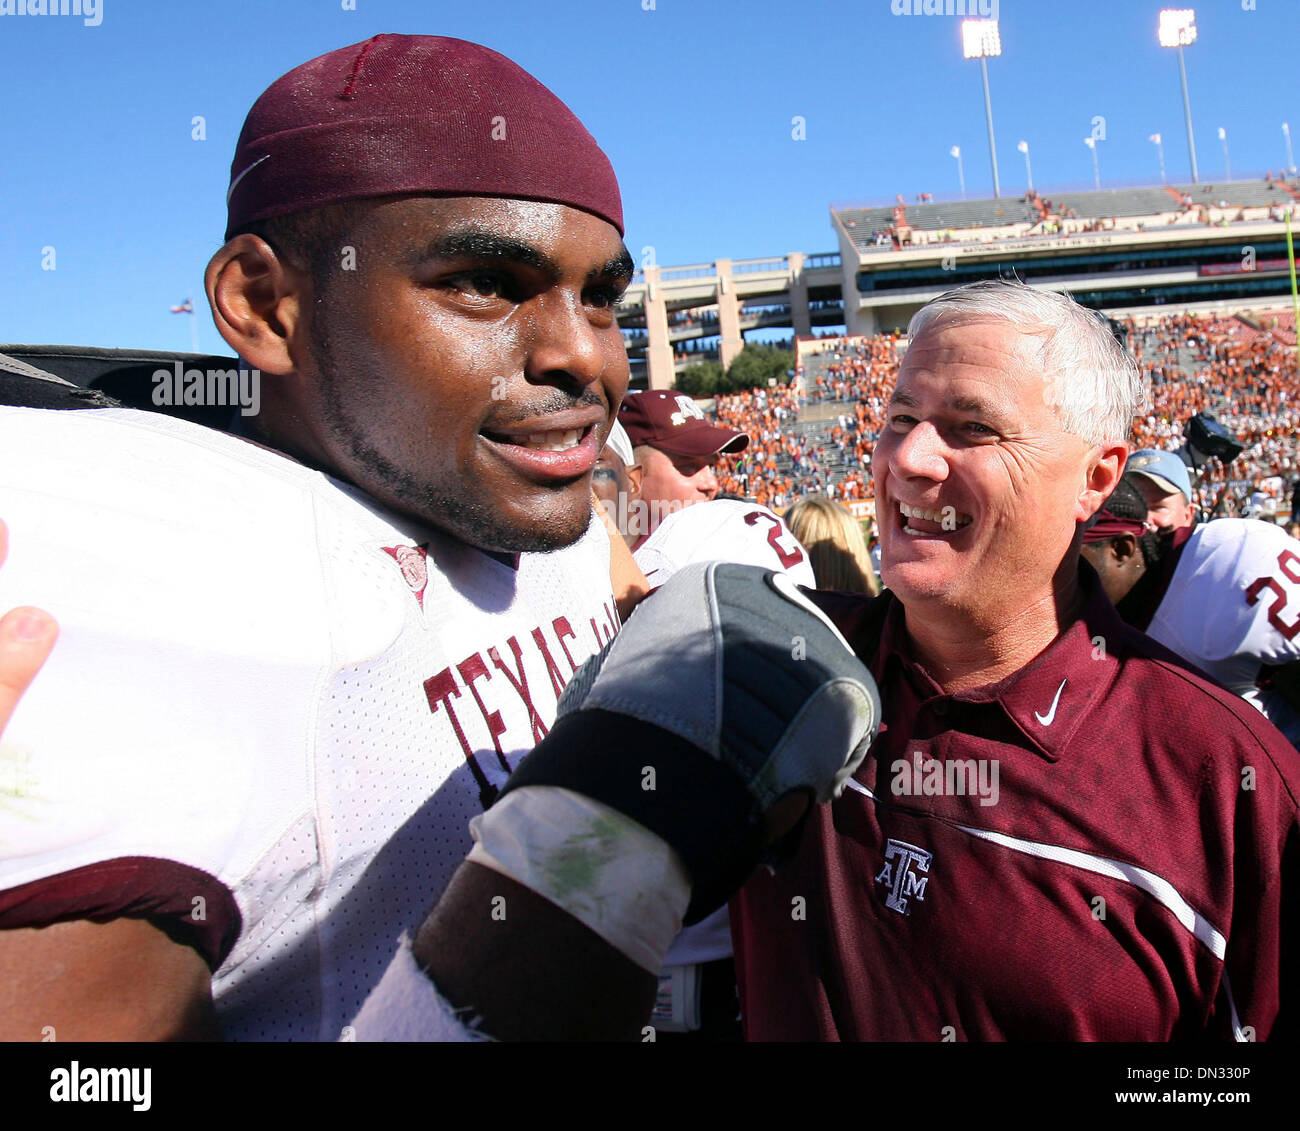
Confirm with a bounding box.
[1083,475,1300,745]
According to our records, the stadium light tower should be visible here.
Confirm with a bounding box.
[962,19,1002,199]
[1150,133,1166,184]
[1283,122,1296,176]
[1018,140,1033,192]
[1158,9,1200,184]
[1084,136,1101,190]
[1218,127,1231,181]
[950,145,966,200]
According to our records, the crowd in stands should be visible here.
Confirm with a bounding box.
[707,310,1300,521]
[1128,311,1300,515]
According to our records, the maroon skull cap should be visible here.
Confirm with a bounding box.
[619,390,749,459]
[224,34,623,240]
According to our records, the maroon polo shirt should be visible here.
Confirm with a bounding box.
[731,564,1300,1041]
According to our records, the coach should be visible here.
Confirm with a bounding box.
[731,280,1300,1041]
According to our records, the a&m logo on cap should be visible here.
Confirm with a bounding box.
[669,394,706,427]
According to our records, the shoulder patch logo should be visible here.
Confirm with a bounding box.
[874,838,931,915]
[382,543,430,610]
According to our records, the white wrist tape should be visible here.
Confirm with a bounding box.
[345,934,495,1042]
[467,785,690,975]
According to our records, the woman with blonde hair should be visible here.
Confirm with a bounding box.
[783,495,880,595]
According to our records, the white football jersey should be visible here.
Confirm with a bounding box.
[0,406,616,1040]
[1148,518,1300,742]
[635,499,812,975]
[635,499,815,590]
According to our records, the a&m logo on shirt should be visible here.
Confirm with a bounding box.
[381,544,430,610]
[874,839,932,915]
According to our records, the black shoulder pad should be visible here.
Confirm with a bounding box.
[0,371,121,411]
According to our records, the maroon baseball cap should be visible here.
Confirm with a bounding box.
[225,35,623,239]
[618,391,749,459]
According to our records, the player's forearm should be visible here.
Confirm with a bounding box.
[413,863,656,1041]
[376,562,879,1041]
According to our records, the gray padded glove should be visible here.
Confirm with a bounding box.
[499,562,881,921]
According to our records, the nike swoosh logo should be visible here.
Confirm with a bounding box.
[1035,679,1067,727]
[226,154,270,204]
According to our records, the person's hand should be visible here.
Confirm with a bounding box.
[0,519,58,738]
[501,561,881,922]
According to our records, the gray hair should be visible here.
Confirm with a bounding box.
[906,280,1147,446]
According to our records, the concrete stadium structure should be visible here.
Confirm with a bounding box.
[618,177,1300,390]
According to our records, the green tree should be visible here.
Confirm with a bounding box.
[723,344,795,393]
[675,360,723,397]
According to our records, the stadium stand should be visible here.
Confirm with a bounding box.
[712,308,1300,524]
[836,178,1299,253]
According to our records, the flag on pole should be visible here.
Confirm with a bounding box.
[1083,137,1095,149]
[171,297,199,353]
[1149,133,1162,145]
[949,145,961,158]
[1017,140,1029,154]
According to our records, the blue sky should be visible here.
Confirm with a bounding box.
[2,0,1297,353]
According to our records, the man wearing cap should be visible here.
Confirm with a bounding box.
[617,390,749,546]
[731,279,1300,1041]
[0,33,887,1044]
[1126,447,1197,533]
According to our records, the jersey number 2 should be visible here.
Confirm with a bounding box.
[1246,548,1300,641]
[743,511,806,570]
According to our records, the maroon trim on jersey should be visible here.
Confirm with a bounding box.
[734,564,1300,1041]
[0,857,241,971]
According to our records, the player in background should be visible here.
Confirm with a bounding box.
[616,386,813,586]
[634,497,815,593]
[616,389,749,549]
[1082,475,1300,746]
